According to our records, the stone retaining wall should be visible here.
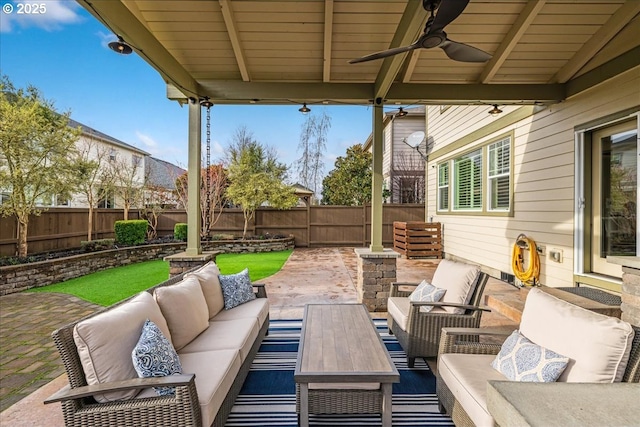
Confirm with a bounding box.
[0,236,295,295]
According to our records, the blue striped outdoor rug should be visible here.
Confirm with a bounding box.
[225,319,454,426]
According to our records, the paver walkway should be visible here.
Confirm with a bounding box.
[0,293,99,412]
[0,247,518,426]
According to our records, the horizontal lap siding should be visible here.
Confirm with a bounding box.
[426,68,639,287]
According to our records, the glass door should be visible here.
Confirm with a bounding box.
[591,120,638,277]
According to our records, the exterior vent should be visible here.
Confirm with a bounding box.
[500,271,515,286]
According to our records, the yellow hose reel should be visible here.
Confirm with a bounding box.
[512,233,540,286]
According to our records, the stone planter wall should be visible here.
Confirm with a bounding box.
[0,236,295,295]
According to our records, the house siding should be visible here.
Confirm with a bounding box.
[426,67,639,287]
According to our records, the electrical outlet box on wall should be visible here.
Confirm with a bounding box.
[550,249,563,263]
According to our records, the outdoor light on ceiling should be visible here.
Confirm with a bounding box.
[395,107,408,118]
[488,104,503,116]
[299,103,311,114]
[403,130,427,161]
[108,36,133,55]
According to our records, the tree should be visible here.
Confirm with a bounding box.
[70,139,116,241]
[175,163,228,239]
[390,151,425,203]
[295,110,331,201]
[141,183,173,240]
[112,154,144,220]
[226,128,298,238]
[322,144,372,205]
[0,76,81,257]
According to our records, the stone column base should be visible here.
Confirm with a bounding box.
[164,251,220,277]
[607,256,640,327]
[355,248,400,312]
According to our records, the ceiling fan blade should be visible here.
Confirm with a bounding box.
[349,43,419,64]
[431,0,470,33]
[440,39,492,62]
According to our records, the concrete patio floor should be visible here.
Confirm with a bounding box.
[0,247,520,426]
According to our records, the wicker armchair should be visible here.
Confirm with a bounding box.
[387,267,489,367]
[436,325,640,427]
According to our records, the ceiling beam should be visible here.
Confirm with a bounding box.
[402,50,421,83]
[479,0,545,84]
[552,0,640,83]
[180,80,567,104]
[78,0,200,98]
[323,0,334,82]
[219,0,251,82]
[374,0,428,101]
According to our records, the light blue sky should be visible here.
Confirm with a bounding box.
[0,0,386,180]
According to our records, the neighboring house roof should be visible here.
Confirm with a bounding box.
[363,105,425,151]
[68,118,149,156]
[146,157,186,190]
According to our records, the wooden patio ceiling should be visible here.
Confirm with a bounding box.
[78,0,640,107]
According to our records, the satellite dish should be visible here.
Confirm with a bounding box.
[405,131,425,148]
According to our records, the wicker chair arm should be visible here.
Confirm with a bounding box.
[410,301,491,312]
[390,282,420,297]
[44,374,196,404]
[253,283,267,298]
[438,327,513,356]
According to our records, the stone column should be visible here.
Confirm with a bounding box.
[355,248,400,312]
[164,251,218,277]
[608,256,640,326]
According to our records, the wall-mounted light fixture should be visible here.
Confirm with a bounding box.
[108,36,133,55]
[403,130,427,160]
[299,103,311,114]
[488,104,503,116]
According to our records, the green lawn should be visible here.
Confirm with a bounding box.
[26,250,292,306]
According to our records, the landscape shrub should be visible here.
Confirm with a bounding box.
[114,220,148,245]
[174,223,187,241]
[81,239,115,252]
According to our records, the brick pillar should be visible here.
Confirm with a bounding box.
[608,256,640,327]
[163,251,219,277]
[355,248,400,312]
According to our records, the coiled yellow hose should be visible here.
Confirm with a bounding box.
[512,236,540,285]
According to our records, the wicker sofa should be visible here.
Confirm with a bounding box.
[436,288,640,427]
[45,262,269,427]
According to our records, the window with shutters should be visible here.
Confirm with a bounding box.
[435,132,512,216]
[488,137,510,211]
[453,149,482,211]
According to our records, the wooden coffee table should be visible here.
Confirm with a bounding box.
[294,304,400,427]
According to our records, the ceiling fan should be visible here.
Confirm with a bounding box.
[349,0,492,64]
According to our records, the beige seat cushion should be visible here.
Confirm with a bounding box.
[179,318,259,362]
[212,297,269,326]
[73,292,171,403]
[154,276,209,351]
[438,353,507,427]
[520,288,635,383]
[431,259,480,314]
[388,296,447,332]
[185,261,225,318]
[181,350,241,427]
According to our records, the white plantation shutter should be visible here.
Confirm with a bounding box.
[438,163,449,211]
[488,138,510,211]
[453,149,482,211]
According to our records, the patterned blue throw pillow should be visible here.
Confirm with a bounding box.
[408,280,447,313]
[491,330,569,382]
[132,319,182,396]
[219,268,256,310]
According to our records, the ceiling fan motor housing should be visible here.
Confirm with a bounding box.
[421,32,447,49]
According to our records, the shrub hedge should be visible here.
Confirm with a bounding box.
[174,223,187,241]
[114,220,148,245]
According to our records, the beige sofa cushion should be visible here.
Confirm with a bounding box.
[212,297,269,326]
[181,349,241,427]
[155,276,209,351]
[185,261,225,318]
[73,292,171,403]
[438,353,507,427]
[432,259,480,314]
[179,318,259,362]
[520,288,635,383]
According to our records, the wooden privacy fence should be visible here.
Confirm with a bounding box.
[0,205,426,257]
[393,221,443,259]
